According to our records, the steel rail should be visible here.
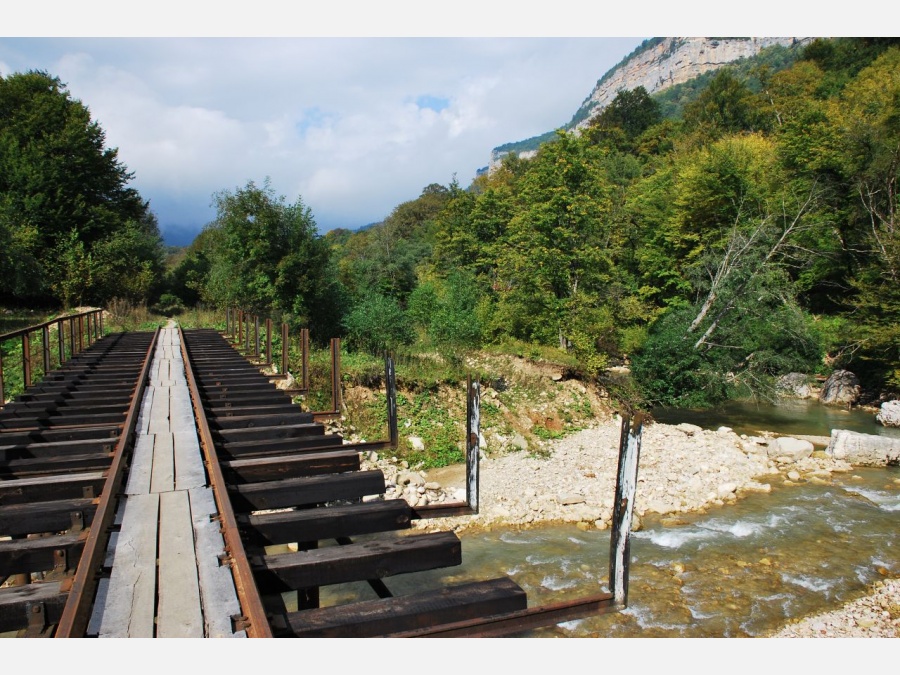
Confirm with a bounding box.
[178,326,273,638]
[54,327,160,638]
[385,592,618,638]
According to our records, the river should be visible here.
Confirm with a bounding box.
[317,398,899,637]
[320,465,899,637]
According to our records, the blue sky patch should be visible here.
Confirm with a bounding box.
[415,95,450,113]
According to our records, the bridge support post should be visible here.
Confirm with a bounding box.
[609,413,644,608]
[466,376,480,514]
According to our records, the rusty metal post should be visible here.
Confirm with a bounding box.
[265,318,272,366]
[0,348,5,406]
[330,338,341,413]
[301,328,310,391]
[245,313,251,353]
[281,323,289,376]
[237,310,243,346]
[225,307,231,336]
[466,375,481,514]
[42,324,51,376]
[22,332,32,388]
[77,315,84,353]
[254,315,260,359]
[57,319,66,365]
[98,309,103,337]
[609,413,644,608]
[386,354,398,449]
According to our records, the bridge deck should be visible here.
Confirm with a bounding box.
[87,326,243,638]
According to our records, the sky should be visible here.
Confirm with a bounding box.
[2,3,872,248]
[0,34,649,245]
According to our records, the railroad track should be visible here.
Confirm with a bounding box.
[1,321,638,637]
[0,329,158,637]
[180,327,530,637]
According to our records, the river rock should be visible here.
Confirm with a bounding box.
[826,429,900,466]
[819,370,861,406]
[875,400,900,427]
[768,437,814,462]
[777,372,813,399]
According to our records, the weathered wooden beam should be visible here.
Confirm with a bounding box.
[282,577,526,638]
[253,530,461,593]
[228,470,385,512]
[241,499,411,546]
[222,448,360,483]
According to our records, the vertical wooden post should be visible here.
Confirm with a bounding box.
[280,323,289,376]
[301,328,310,392]
[466,376,481,514]
[609,413,644,608]
[385,355,398,449]
[265,318,272,366]
[330,338,341,413]
[42,325,51,376]
[22,332,32,388]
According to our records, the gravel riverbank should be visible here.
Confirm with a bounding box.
[359,413,899,638]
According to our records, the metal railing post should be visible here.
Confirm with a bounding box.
[69,317,75,360]
[281,323,289,376]
[0,349,5,406]
[330,338,341,413]
[386,354,398,449]
[42,324,51,376]
[22,332,32,388]
[254,315,260,359]
[58,319,66,365]
[301,328,310,391]
[265,318,272,366]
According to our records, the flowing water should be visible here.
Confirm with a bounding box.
[318,465,900,637]
[312,400,900,637]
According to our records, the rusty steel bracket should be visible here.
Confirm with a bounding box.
[53,549,68,573]
[24,602,51,638]
[69,511,84,533]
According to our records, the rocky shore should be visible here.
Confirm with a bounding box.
[358,413,899,638]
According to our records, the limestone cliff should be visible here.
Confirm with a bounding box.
[488,37,812,171]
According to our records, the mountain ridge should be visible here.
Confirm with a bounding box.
[487,36,813,172]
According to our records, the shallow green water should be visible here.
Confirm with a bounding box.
[651,398,900,440]
[318,466,900,637]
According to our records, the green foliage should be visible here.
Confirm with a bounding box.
[342,293,414,355]
[200,179,345,340]
[0,70,162,307]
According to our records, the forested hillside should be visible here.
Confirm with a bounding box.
[4,38,900,410]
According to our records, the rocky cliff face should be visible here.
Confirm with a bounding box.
[489,37,811,171]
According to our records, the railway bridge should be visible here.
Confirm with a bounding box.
[0,313,642,638]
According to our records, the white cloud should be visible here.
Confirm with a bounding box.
[0,36,652,242]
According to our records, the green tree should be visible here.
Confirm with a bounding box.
[203,179,344,338]
[0,70,160,306]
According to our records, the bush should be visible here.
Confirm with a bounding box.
[343,293,413,355]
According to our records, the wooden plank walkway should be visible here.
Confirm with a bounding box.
[88,325,245,638]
